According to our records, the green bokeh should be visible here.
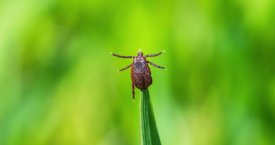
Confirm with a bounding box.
[0,0,275,145]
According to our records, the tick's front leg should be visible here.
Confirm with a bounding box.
[145,51,165,57]
[112,53,134,58]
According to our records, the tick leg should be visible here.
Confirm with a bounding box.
[118,64,132,72]
[132,82,135,100]
[145,51,164,57]
[147,61,166,69]
[112,53,134,58]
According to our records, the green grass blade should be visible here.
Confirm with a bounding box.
[140,89,162,145]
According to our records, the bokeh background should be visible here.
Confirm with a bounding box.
[0,0,275,145]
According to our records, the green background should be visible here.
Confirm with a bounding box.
[0,0,275,145]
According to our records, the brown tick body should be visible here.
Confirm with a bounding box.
[112,50,165,99]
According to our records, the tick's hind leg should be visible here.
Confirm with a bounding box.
[112,53,134,58]
[145,51,165,57]
[118,64,132,72]
[132,82,135,100]
[147,61,166,69]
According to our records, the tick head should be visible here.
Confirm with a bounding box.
[137,50,143,57]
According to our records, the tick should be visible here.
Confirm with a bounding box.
[112,49,165,99]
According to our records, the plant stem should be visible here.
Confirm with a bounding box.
[140,89,162,145]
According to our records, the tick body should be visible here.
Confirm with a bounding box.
[112,50,165,99]
[132,52,152,90]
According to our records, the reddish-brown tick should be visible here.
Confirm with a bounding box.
[112,50,165,99]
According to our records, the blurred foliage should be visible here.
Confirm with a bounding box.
[140,89,161,145]
[0,0,275,145]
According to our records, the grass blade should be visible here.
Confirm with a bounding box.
[140,89,161,145]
